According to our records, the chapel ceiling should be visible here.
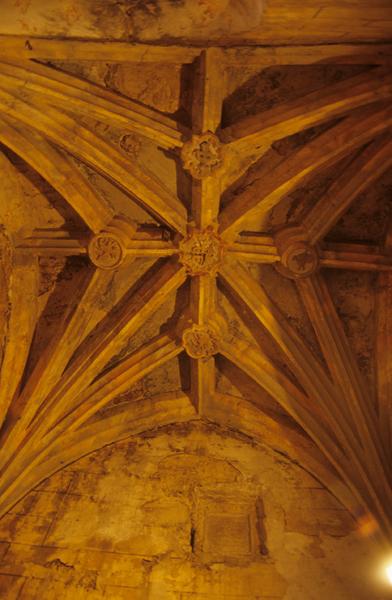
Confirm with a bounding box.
[0,15,391,553]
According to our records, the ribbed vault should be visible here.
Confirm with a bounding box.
[0,43,391,552]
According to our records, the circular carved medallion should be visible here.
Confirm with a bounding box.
[119,133,141,158]
[278,242,319,279]
[182,324,219,359]
[179,229,223,276]
[181,133,222,179]
[88,233,124,270]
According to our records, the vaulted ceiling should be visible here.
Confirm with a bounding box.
[0,3,391,554]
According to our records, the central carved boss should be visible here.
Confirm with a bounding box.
[181,133,223,179]
[179,228,224,275]
[182,324,219,359]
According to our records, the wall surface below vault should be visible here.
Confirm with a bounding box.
[0,422,387,599]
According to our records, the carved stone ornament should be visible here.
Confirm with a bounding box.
[182,324,219,359]
[119,132,141,158]
[179,229,224,276]
[181,133,223,179]
[88,233,124,270]
[274,226,319,279]
[279,242,319,279]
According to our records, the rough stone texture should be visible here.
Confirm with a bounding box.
[0,0,391,43]
[267,155,355,234]
[326,168,392,245]
[223,65,369,127]
[0,0,265,41]
[325,269,377,393]
[0,148,69,240]
[0,423,387,599]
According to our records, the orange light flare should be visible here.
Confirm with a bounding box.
[357,512,379,538]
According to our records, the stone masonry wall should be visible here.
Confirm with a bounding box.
[0,422,387,599]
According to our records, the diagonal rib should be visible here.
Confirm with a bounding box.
[0,59,186,149]
[219,104,392,241]
[0,85,188,234]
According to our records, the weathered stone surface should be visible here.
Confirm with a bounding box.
[0,424,386,599]
[0,574,24,600]
[223,65,368,126]
[0,0,265,41]
[0,0,390,44]
[325,269,377,391]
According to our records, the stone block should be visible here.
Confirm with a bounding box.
[203,513,252,556]
[193,488,263,564]
[17,577,43,600]
[0,573,25,599]
[78,549,145,588]
[0,514,51,545]
[103,585,147,599]
[45,494,185,555]
[9,490,66,519]
[150,559,287,598]
[0,541,10,562]
[34,470,75,493]
[139,497,189,527]
[67,471,106,498]
[1,543,76,577]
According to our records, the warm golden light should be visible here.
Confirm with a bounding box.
[386,564,392,585]
[357,512,378,537]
